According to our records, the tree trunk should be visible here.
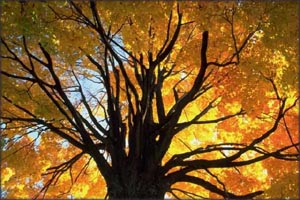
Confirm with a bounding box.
[107,185,166,199]
[106,170,167,199]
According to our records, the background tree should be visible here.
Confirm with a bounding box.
[1,1,299,199]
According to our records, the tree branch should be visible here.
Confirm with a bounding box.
[175,175,263,199]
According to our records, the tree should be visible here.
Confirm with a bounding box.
[1,1,299,199]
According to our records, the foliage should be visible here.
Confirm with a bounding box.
[1,1,299,199]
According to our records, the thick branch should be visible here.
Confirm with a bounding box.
[156,31,209,165]
[176,175,263,199]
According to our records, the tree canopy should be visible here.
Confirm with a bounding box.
[1,1,299,199]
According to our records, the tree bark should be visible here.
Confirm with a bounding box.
[106,173,167,199]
